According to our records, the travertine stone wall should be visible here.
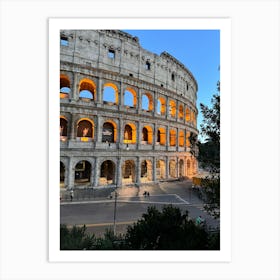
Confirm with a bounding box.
[60,30,198,189]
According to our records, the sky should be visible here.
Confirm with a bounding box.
[122,30,220,141]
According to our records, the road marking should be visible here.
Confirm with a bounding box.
[66,220,137,228]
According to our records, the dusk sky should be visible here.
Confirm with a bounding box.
[123,29,220,141]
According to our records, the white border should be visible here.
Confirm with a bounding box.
[49,18,231,262]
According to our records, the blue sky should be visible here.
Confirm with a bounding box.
[123,30,220,140]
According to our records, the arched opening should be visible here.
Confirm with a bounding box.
[169,100,176,118]
[102,121,116,143]
[156,160,166,180]
[60,74,71,99]
[179,130,184,147]
[60,117,68,141]
[142,93,153,111]
[169,129,176,146]
[178,104,184,119]
[79,78,95,100]
[100,160,115,185]
[156,97,166,115]
[169,160,176,178]
[157,128,166,146]
[74,160,91,185]
[186,108,191,122]
[124,123,136,144]
[186,132,191,148]
[141,160,153,182]
[77,119,94,141]
[60,161,65,187]
[179,159,184,177]
[142,126,153,144]
[122,160,136,184]
[187,159,191,177]
[103,83,118,105]
[124,87,137,108]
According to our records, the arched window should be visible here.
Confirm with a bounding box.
[60,74,71,98]
[103,83,118,104]
[179,130,184,147]
[79,78,95,100]
[75,161,91,184]
[77,119,94,139]
[186,132,190,147]
[186,108,191,122]
[156,97,166,115]
[142,127,148,142]
[60,161,65,186]
[122,160,136,184]
[102,122,115,143]
[169,100,176,118]
[156,160,166,179]
[178,104,184,119]
[157,128,166,145]
[142,93,153,111]
[124,124,132,141]
[169,160,176,178]
[100,160,115,185]
[60,117,68,140]
[169,129,176,146]
[124,88,137,107]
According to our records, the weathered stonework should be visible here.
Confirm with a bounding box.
[60,30,198,190]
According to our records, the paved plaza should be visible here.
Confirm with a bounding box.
[60,180,220,236]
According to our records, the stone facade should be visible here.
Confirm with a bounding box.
[60,30,198,189]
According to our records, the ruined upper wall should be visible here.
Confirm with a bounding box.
[60,29,198,104]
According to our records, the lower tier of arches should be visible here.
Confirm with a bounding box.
[60,155,197,189]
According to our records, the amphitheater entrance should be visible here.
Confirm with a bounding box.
[122,160,136,185]
[156,160,166,180]
[169,160,177,178]
[74,160,91,185]
[140,160,153,183]
[100,160,115,185]
[60,161,65,188]
[179,159,184,177]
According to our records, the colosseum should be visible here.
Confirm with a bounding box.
[60,30,198,190]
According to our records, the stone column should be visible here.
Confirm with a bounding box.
[118,119,124,147]
[137,121,141,148]
[68,157,75,189]
[153,156,157,182]
[176,127,179,151]
[137,89,142,113]
[165,156,169,179]
[93,157,99,187]
[70,114,77,139]
[116,157,122,187]
[153,123,157,149]
[73,73,79,100]
[119,81,124,107]
[97,77,103,104]
[95,115,103,143]
[136,157,141,186]
[90,159,95,187]
[166,125,170,151]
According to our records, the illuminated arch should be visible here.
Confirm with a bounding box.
[124,87,137,107]
[77,118,94,139]
[157,127,166,146]
[142,92,153,111]
[169,100,176,118]
[102,120,117,143]
[186,131,191,147]
[156,160,166,180]
[185,108,191,122]
[122,160,136,184]
[100,160,116,185]
[103,82,119,104]
[169,129,176,146]
[142,125,153,144]
[60,116,68,139]
[124,123,136,144]
[169,160,176,178]
[60,74,71,98]
[179,159,184,177]
[60,161,65,187]
[179,130,184,147]
[178,104,184,119]
[79,78,96,100]
[156,97,166,115]
[140,160,153,182]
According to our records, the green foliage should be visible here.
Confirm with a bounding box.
[125,205,211,250]
[60,206,220,250]
[60,224,95,250]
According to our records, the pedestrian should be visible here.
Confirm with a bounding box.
[143,191,147,197]
[196,215,202,226]
[70,190,74,202]
[147,192,150,197]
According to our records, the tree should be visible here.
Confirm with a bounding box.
[199,81,220,218]
[125,205,216,250]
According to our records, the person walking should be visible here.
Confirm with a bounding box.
[70,190,74,202]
